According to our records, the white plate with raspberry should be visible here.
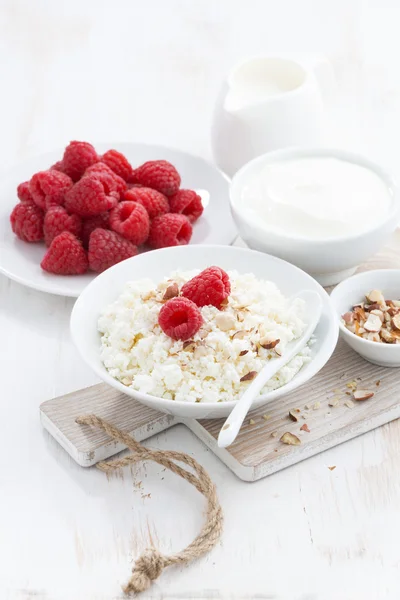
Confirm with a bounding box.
[70,244,338,418]
[0,142,236,297]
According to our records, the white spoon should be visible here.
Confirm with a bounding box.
[217,290,323,448]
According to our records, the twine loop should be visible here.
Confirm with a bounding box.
[76,414,223,596]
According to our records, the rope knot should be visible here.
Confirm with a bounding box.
[123,548,164,595]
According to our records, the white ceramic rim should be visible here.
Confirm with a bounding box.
[227,54,313,101]
[230,147,400,244]
[331,268,400,350]
[70,244,339,416]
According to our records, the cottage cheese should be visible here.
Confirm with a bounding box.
[98,270,311,403]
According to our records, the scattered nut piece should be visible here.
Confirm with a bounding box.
[304,404,312,410]
[232,330,246,340]
[366,289,385,305]
[328,466,336,471]
[392,314,400,331]
[328,397,339,407]
[239,350,249,357]
[240,371,257,382]
[364,313,382,333]
[289,409,299,422]
[249,419,256,425]
[344,400,355,409]
[342,312,354,324]
[263,414,271,421]
[271,431,278,438]
[163,283,179,301]
[280,432,301,446]
[353,389,374,401]
[300,423,310,433]
[376,380,381,387]
[313,401,321,410]
[259,337,280,350]
[182,340,196,351]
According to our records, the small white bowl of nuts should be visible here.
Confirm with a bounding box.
[330,269,400,367]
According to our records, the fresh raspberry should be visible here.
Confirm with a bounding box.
[109,201,150,245]
[10,201,44,242]
[29,170,73,210]
[41,232,88,275]
[65,175,119,217]
[126,182,143,189]
[148,213,192,249]
[62,141,98,182]
[181,267,231,309]
[101,149,133,181]
[134,160,181,196]
[50,161,65,173]
[43,206,82,247]
[81,212,110,248]
[158,297,203,341]
[169,189,203,223]
[88,228,138,273]
[122,187,169,219]
[85,162,126,195]
[17,181,34,203]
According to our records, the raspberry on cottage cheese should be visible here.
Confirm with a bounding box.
[98,269,311,403]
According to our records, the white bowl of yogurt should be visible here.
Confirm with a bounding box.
[230,148,400,285]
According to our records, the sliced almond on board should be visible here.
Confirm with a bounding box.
[300,423,310,433]
[288,409,300,422]
[353,389,375,401]
[280,432,301,446]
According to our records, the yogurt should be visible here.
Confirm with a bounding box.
[239,157,393,239]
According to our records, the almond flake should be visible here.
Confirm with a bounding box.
[313,401,321,410]
[280,432,301,446]
[366,289,385,305]
[392,314,400,331]
[300,423,310,433]
[182,340,196,351]
[328,397,339,407]
[162,283,179,301]
[353,389,374,401]
[249,419,256,425]
[328,466,336,471]
[263,414,271,421]
[232,330,246,340]
[344,400,355,409]
[259,337,280,350]
[364,313,382,333]
[289,409,299,422]
[240,371,257,382]
[271,431,278,438]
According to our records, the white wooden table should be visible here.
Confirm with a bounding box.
[2,1,400,598]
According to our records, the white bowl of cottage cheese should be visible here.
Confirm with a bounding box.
[230,148,400,286]
[71,245,338,418]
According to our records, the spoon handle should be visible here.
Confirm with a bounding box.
[217,357,287,448]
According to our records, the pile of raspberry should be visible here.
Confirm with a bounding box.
[10,141,204,275]
[158,266,231,340]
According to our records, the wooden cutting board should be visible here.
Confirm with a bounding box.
[40,233,400,481]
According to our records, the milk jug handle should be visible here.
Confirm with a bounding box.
[301,53,336,104]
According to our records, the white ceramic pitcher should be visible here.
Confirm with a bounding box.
[211,54,335,176]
